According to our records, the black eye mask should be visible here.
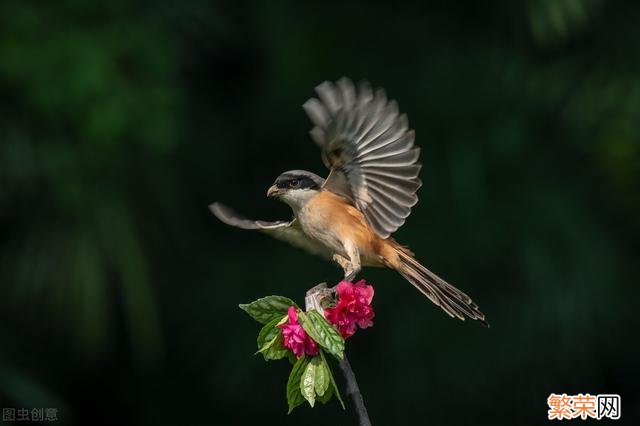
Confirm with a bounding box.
[275,175,320,191]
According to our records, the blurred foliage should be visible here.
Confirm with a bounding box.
[0,0,638,425]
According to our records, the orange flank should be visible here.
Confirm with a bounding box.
[303,190,396,267]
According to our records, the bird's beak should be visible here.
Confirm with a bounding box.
[267,185,279,198]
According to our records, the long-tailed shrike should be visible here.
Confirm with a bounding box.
[211,78,487,326]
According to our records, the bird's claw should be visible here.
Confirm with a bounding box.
[343,271,357,282]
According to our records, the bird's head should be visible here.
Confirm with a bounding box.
[267,170,324,211]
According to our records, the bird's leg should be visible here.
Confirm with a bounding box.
[342,242,361,282]
[332,254,353,277]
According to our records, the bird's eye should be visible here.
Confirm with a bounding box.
[289,179,299,188]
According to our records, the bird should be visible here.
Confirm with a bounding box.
[210,77,487,326]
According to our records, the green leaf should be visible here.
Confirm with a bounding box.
[297,311,320,341]
[286,355,310,414]
[299,310,345,360]
[300,357,318,407]
[314,356,330,397]
[259,333,289,361]
[320,349,345,409]
[317,382,333,404]
[256,315,284,348]
[256,315,288,360]
[239,295,297,324]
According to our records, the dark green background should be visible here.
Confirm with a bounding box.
[1,1,638,425]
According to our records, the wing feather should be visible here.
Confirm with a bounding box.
[362,164,421,180]
[303,77,422,238]
[358,127,412,158]
[359,147,421,168]
[209,202,330,259]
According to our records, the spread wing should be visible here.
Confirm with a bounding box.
[209,202,331,259]
[303,77,422,239]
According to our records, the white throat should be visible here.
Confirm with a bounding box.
[280,189,318,214]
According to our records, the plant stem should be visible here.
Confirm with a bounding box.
[338,354,372,426]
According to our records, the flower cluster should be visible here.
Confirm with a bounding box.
[279,306,318,358]
[324,280,375,338]
[278,279,375,357]
[240,280,375,412]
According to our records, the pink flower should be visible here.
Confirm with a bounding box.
[324,280,375,338]
[279,306,318,358]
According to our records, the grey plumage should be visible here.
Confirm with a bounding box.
[302,77,422,239]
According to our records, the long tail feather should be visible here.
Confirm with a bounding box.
[394,248,488,326]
